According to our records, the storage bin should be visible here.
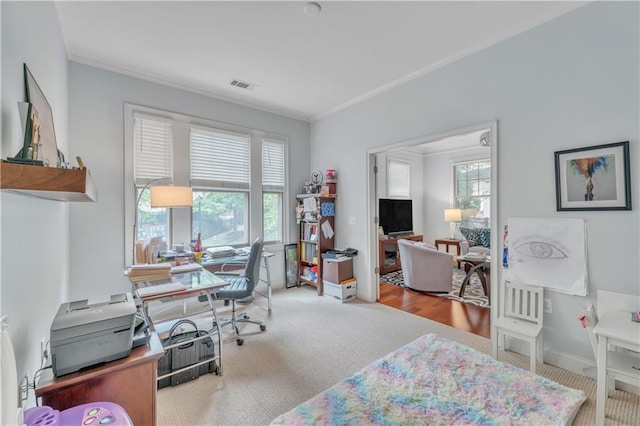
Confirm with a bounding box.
[323,257,353,283]
[157,319,218,389]
[323,279,356,302]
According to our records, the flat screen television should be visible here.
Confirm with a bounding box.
[378,198,413,237]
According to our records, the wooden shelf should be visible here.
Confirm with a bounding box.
[1,161,97,202]
[296,193,336,295]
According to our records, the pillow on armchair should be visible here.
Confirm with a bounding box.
[460,227,490,248]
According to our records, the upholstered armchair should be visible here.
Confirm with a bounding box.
[397,239,453,293]
[459,227,491,256]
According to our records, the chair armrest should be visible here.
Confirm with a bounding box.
[214,271,244,277]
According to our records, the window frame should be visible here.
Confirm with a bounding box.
[123,103,289,266]
[261,138,287,244]
[387,157,411,198]
[452,158,491,227]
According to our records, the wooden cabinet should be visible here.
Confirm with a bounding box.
[0,161,96,201]
[378,235,423,275]
[296,194,336,295]
[36,333,164,426]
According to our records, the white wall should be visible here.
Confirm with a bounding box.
[67,63,310,302]
[311,2,639,363]
[374,151,424,237]
[1,1,70,396]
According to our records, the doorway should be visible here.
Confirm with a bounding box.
[367,121,498,338]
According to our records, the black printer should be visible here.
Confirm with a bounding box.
[50,293,136,376]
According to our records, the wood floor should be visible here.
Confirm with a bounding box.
[377,282,491,338]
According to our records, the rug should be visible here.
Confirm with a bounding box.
[380,269,490,307]
[272,334,585,425]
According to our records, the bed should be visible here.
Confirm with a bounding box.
[272,334,586,425]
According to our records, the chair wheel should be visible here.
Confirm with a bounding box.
[260,325,266,331]
[237,338,244,346]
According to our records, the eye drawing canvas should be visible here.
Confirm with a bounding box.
[507,217,587,296]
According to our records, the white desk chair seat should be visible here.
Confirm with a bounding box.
[493,280,544,373]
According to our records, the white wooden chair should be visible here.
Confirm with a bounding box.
[493,280,544,373]
[580,304,640,394]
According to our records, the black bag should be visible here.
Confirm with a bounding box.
[157,319,218,389]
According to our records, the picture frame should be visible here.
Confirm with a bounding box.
[554,141,631,211]
[284,243,299,288]
[24,63,59,166]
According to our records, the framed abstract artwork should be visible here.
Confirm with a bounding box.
[554,141,631,211]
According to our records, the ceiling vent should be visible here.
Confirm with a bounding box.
[229,79,256,91]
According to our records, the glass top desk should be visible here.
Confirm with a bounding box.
[132,268,229,377]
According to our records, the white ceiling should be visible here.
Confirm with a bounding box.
[55,1,586,122]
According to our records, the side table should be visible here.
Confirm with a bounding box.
[435,238,463,268]
[456,256,490,303]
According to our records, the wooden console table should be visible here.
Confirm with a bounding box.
[36,333,164,426]
[379,235,423,275]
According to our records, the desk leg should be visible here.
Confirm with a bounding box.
[254,256,272,312]
[264,256,272,312]
[596,336,607,426]
[205,294,223,376]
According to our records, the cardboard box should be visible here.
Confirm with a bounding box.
[322,257,353,283]
[323,279,356,302]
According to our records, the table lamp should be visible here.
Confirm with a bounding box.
[133,179,193,264]
[444,208,462,239]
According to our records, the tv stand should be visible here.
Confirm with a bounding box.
[388,231,414,238]
[378,235,423,275]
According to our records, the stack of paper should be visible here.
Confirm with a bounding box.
[128,262,172,283]
[206,246,236,258]
[135,282,186,297]
[170,263,203,274]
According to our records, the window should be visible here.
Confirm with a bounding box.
[190,127,251,247]
[454,160,491,227]
[133,114,173,242]
[387,158,411,198]
[124,103,289,265]
[262,138,285,243]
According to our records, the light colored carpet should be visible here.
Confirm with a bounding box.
[153,286,639,426]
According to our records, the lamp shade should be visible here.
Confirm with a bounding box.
[444,208,462,222]
[150,185,193,208]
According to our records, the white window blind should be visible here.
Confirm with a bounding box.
[134,114,173,183]
[262,138,285,191]
[190,126,251,189]
[387,159,410,198]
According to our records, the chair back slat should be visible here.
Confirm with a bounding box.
[503,280,543,325]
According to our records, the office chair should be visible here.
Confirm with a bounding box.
[211,238,266,345]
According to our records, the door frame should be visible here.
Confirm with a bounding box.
[366,120,498,340]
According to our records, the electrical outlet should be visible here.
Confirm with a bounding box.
[20,370,30,402]
[543,298,552,314]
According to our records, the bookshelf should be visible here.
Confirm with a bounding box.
[295,193,336,295]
